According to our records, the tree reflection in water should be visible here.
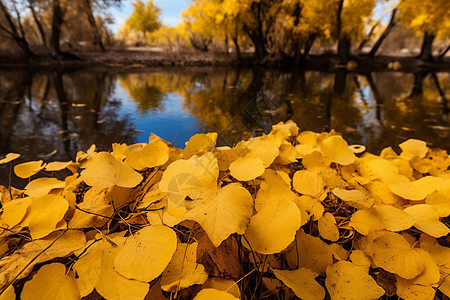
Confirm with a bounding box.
[1,67,450,186]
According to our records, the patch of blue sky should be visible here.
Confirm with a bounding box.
[107,0,189,34]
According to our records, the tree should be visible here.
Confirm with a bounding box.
[0,0,34,56]
[125,0,161,42]
[367,7,398,57]
[337,0,376,63]
[399,0,450,61]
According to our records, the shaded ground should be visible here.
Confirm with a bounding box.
[0,47,449,72]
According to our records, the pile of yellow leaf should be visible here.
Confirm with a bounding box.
[0,120,450,300]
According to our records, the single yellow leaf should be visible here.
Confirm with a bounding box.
[81,152,143,188]
[14,160,44,178]
[0,285,15,300]
[370,231,425,279]
[183,133,216,159]
[27,194,69,239]
[272,120,299,137]
[318,212,339,242]
[274,142,298,164]
[395,275,436,300]
[112,143,128,161]
[365,181,400,205]
[159,152,218,207]
[246,137,280,167]
[74,237,149,300]
[410,248,440,286]
[0,153,20,165]
[426,191,450,217]
[399,139,428,159]
[160,242,208,292]
[244,199,301,254]
[202,278,240,298]
[292,170,326,198]
[404,204,450,238]
[329,243,349,261]
[216,147,240,171]
[272,268,325,300]
[186,183,253,247]
[255,169,297,212]
[325,261,385,300]
[286,230,334,275]
[349,209,384,235]
[332,187,373,208]
[371,205,415,232]
[302,151,332,169]
[21,263,79,300]
[229,156,264,181]
[24,178,65,198]
[141,139,170,168]
[45,161,73,171]
[349,250,372,268]
[124,145,147,170]
[320,135,356,165]
[114,225,177,282]
[193,289,239,300]
[389,176,444,201]
[358,154,399,182]
[1,197,32,228]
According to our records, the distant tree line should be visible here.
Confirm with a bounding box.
[127,0,449,63]
[0,0,120,59]
[1,0,449,63]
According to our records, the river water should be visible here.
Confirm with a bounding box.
[1,67,449,185]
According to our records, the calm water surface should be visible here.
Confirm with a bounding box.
[1,67,449,186]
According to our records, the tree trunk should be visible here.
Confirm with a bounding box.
[368,8,397,57]
[0,0,34,57]
[358,21,379,52]
[51,0,63,58]
[338,36,351,64]
[28,0,47,47]
[438,44,450,60]
[417,31,435,62]
[231,36,241,61]
[246,2,267,60]
[336,0,344,38]
[83,0,105,52]
[303,33,316,57]
[224,34,229,55]
[336,0,350,64]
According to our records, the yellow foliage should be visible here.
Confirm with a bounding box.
[1,120,450,299]
[186,183,253,247]
[21,263,79,300]
[114,225,177,282]
[81,152,143,188]
[0,153,20,165]
[160,242,208,291]
[272,268,325,300]
[325,261,385,300]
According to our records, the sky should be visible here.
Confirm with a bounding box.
[108,0,190,34]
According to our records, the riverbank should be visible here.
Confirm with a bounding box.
[1,47,449,72]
